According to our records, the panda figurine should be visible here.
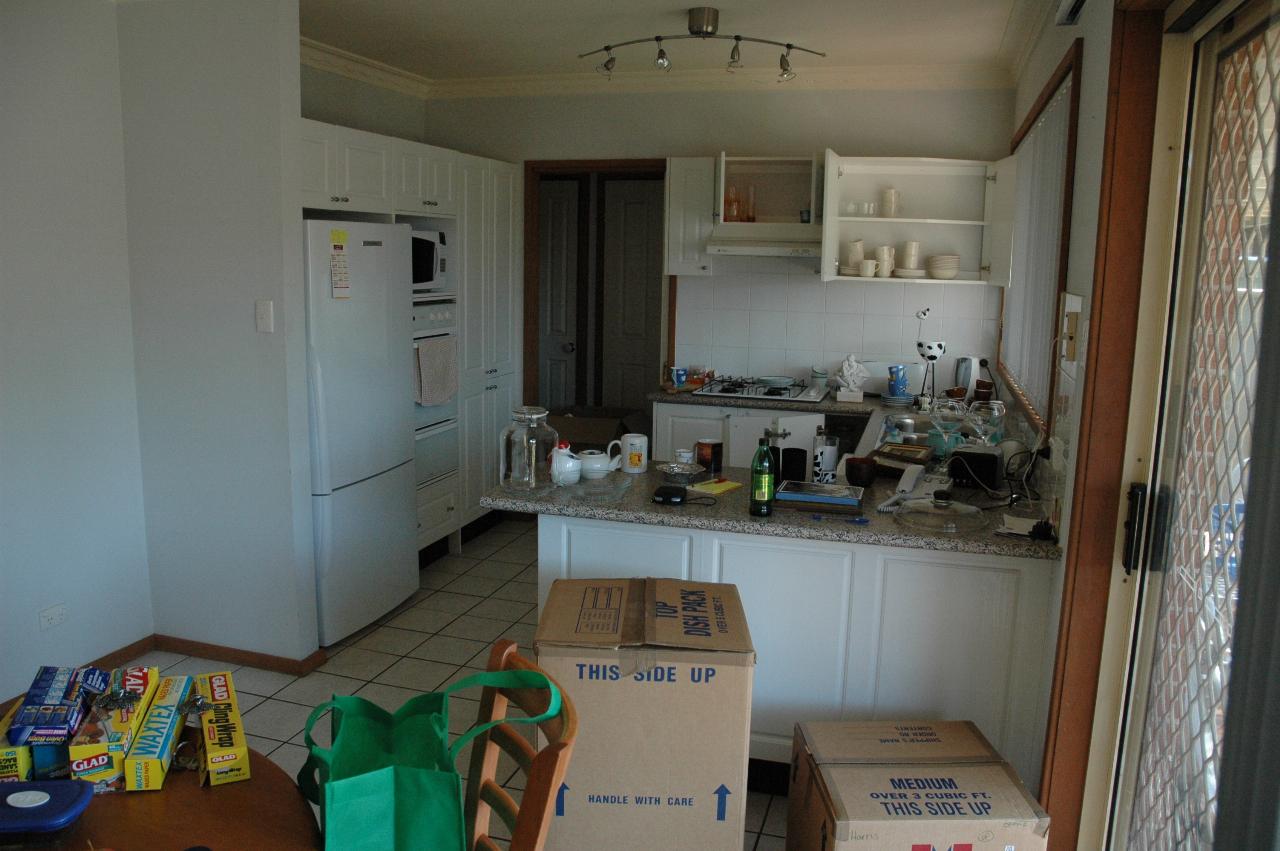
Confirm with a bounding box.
[916,340,946,362]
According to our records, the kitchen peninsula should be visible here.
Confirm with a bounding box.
[481,465,1060,792]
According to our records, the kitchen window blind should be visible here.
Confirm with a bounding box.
[1001,78,1073,421]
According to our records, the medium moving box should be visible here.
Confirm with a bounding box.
[535,578,755,851]
[787,721,1049,851]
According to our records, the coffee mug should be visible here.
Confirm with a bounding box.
[859,259,879,278]
[843,455,878,487]
[619,433,648,474]
[675,448,695,464]
[579,449,622,480]
[875,245,894,277]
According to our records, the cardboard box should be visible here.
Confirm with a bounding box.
[787,721,1049,851]
[69,666,161,793]
[535,578,755,851]
[194,672,250,786]
[124,675,192,791]
[0,704,33,783]
[6,666,110,746]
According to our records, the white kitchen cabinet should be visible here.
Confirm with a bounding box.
[980,156,1017,289]
[653,402,824,471]
[820,153,994,284]
[664,157,715,276]
[535,516,1056,790]
[297,119,391,213]
[394,140,457,216]
[458,155,522,388]
[652,401,728,461]
[459,371,515,523]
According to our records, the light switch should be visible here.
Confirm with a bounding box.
[255,299,275,333]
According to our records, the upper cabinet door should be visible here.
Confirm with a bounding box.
[981,155,1017,288]
[332,126,391,213]
[487,161,519,377]
[458,156,489,386]
[665,157,715,277]
[298,121,336,209]
[393,142,458,216]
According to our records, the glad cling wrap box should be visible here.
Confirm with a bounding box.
[123,675,192,791]
[68,667,160,793]
[194,672,250,786]
[535,578,755,851]
[0,704,33,782]
[786,721,1049,851]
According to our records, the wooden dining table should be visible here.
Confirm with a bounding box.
[7,748,320,850]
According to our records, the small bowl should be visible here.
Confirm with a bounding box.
[656,461,706,485]
[845,456,878,487]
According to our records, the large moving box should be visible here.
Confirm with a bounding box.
[787,721,1049,851]
[536,578,755,851]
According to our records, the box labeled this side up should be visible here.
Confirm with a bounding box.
[535,578,755,851]
[787,721,1049,851]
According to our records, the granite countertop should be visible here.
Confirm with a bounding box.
[481,466,1060,561]
[647,389,878,416]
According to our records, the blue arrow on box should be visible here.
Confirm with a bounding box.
[713,784,731,821]
[556,782,569,816]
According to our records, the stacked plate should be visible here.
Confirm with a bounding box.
[926,254,960,280]
[892,268,926,279]
[881,394,915,407]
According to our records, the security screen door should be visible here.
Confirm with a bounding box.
[1120,2,1277,847]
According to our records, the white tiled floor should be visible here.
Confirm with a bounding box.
[123,517,789,848]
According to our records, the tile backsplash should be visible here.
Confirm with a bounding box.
[674,273,1001,385]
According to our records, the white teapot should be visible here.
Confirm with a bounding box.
[578,446,622,480]
[550,442,583,486]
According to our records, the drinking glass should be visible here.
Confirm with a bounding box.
[967,400,1006,445]
[931,399,968,435]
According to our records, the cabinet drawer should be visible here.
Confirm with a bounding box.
[415,423,459,486]
[417,475,459,546]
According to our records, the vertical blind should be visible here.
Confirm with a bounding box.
[1002,78,1073,417]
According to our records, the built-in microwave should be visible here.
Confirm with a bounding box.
[412,231,448,293]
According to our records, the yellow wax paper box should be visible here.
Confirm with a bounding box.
[123,675,192,791]
[69,666,160,793]
[0,704,33,782]
[194,672,250,786]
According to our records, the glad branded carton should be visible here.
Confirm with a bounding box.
[535,578,755,851]
[123,675,192,791]
[786,721,1049,851]
[0,704,33,782]
[7,666,110,780]
[194,672,250,786]
[68,666,160,793]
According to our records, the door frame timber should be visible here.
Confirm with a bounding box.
[523,160,666,406]
[1038,7,1167,851]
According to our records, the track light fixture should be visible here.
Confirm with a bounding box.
[779,45,796,82]
[578,7,824,79]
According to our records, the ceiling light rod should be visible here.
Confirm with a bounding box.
[577,6,825,60]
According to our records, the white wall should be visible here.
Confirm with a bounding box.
[301,65,429,142]
[0,1,153,698]
[117,0,318,660]
[675,273,1001,384]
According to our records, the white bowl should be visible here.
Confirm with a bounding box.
[928,268,959,280]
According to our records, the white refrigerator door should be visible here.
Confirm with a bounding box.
[314,460,417,645]
[306,220,414,494]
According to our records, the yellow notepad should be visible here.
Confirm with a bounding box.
[688,478,743,495]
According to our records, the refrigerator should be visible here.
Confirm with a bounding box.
[305,220,417,645]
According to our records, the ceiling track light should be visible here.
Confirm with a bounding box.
[578,7,824,79]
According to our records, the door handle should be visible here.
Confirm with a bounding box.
[561,342,577,353]
[1122,482,1148,576]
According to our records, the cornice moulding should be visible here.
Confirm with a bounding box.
[301,38,1014,101]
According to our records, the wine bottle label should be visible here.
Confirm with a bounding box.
[752,474,775,501]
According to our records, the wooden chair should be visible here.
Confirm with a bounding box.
[464,639,577,851]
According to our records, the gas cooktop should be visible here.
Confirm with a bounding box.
[692,377,829,403]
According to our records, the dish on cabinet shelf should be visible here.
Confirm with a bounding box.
[893,268,927,278]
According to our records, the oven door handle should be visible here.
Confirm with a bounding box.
[415,420,459,440]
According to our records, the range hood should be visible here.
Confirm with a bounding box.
[705,223,822,257]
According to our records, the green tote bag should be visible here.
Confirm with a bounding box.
[297,669,562,851]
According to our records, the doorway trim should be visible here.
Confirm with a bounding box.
[1036,7,1167,850]
[522,159,666,406]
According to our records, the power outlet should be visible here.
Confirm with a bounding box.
[39,603,67,631]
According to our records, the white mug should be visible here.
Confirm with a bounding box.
[859,258,879,278]
[675,448,694,463]
[841,239,865,267]
[875,245,894,277]
[619,433,648,474]
[579,449,622,480]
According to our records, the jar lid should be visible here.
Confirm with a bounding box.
[511,405,549,421]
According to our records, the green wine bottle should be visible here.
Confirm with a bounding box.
[749,437,776,517]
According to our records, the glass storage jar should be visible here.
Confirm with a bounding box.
[500,406,559,493]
